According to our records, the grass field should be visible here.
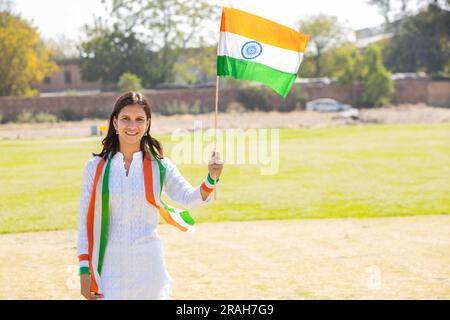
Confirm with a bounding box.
[0,123,449,234]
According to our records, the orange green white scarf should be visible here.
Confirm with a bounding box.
[78,148,214,294]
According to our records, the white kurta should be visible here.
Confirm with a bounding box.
[77,150,212,300]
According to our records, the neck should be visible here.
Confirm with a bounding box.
[118,141,141,162]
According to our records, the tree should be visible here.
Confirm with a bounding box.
[331,43,393,107]
[104,0,217,84]
[44,34,79,60]
[0,12,57,96]
[173,44,216,85]
[367,0,449,24]
[117,72,142,92]
[0,0,14,13]
[80,20,163,88]
[367,0,392,24]
[361,44,394,107]
[299,14,347,77]
[383,4,450,75]
[332,43,366,106]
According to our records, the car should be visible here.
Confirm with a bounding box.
[305,98,352,112]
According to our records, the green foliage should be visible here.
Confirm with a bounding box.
[299,14,347,77]
[117,72,142,92]
[158,99,203,116]
[15,111,58,123]
[174,45,216,85]
[82,0,217,87]
[383,4,450,75]
[159,100,191,116]
[332,43,393,108]
[237,87,272,111]
[80,22,163,88]
[34,112,57,123]
[0,12,58,96]
[361,45,394,107]
[65,89,77,96]
[58,108,83,121]
[15,111,34,123]
[332,43,365,85]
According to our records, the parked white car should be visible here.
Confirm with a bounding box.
[306,98,352,112]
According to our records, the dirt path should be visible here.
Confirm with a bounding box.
[1,215,449,300]
[1,104,449,140]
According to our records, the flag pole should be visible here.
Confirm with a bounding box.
[213,75,219,199]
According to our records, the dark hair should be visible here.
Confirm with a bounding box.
[93,91,164,159]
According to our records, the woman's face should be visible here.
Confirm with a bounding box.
[113,105,150,146]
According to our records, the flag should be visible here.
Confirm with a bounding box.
[217,7,309,98]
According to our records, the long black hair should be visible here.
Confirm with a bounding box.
[93,91,164,159]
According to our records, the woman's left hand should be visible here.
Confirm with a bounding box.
[208,151,224,181]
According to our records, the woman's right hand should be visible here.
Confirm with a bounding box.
[80,274,104,300]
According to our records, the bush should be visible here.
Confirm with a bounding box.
[278,87,310,112]
[159,100,190,116]
[58,108,83,121]
[34,112,58,123]
[16,111,35,123]
[117,72,143,92]
[15,111,59,123]
[361,45,394,108]
[237,87,273,111]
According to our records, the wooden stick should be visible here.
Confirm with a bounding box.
[213,76,219,200]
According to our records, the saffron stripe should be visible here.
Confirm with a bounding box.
[78,254,89,262]
[220,7,308,53]
[86,157,105,294]
[217,55,297,98]
[144,149,190,232]
[201,181,215,193]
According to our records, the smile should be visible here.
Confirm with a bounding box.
[125,132,139,136]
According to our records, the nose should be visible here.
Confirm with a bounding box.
[127,121,139,129]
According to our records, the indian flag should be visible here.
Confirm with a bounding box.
[217,7,309,98]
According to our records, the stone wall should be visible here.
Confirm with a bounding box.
[0,79,448,121]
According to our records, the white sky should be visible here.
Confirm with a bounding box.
[14,0,387,42]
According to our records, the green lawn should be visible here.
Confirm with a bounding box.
[1,123,449,233]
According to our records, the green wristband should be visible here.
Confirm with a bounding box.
[207,173,220,185]
[79,267,91,276]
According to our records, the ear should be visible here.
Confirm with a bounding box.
[113,117,118,129]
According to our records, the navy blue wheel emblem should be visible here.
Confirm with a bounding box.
[241,41,263,60]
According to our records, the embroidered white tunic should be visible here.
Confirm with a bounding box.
[77,151,212,300]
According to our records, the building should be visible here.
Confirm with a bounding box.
[35,58,104,96]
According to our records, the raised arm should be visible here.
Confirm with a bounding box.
[162,152,223,209]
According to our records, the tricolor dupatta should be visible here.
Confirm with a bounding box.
[85,148,196,294]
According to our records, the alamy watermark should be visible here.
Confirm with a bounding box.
[170,120,280,175]
[366,265,382,290]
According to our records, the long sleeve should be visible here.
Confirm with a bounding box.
[77,157,99,274]
[162,157,213,210]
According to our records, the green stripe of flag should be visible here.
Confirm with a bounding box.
[217,55,297,98]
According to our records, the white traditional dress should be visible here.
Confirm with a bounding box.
[77,150,212,300]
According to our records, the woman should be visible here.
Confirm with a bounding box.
[77,92,223,300]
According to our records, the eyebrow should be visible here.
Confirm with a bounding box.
[120,114,145,119]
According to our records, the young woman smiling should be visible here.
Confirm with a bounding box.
[77,92,223,300]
